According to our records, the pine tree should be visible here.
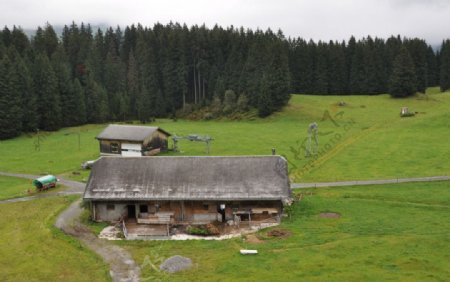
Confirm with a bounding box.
[15,53,38,132]
[405,39,428,93]
[33,53,61,130]
[426,46,438,87]
[137,85,153,123]
[257,74,272,117]
[349,43,367,94]
[52,48,76,126]
[327,41,347,94]
[267,41,291,109]
[85,75,109,123]
[126,50,139,118]
[11,26,30,56]
[313,42,329,94]
[72,78,87,124]
[439,40,450,91]
[0,54,22,139]
[389,47,417,97]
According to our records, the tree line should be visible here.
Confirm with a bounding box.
[0,22,449,140]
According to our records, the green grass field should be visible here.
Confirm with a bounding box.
[0,196,110,282]
[0,89,449,182]
[0,176,64,200]
[0,89,449,281]
[119,181,450,281]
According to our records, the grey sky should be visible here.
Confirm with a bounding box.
[1,0,449,45]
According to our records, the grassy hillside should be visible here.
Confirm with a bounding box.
[0,196,110,281]
[0,176,64,200]
[0,88,449,182]
[120,181,450,281]
[0,176,33,200]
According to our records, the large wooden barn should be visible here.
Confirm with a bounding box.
[83,156,291,231]
[96,124,171,157]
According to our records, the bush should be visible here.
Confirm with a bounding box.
[203,112,214,120]
[186,224,220,236]
[206,223,220,235]
[223,89,237,114]
[176,103,194,117]
[186,226,209,236]
[237,94,249,112]
[210,95,222,115]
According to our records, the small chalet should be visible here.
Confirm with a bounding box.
[83,156,291,234]
[96,124,171,157]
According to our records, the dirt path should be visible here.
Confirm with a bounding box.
[0,171,141,282]
[55,199,140,282]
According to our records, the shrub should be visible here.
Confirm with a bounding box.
[186,226,209,236]
[203,112,214,120]
[206,223,220,235]
[223,89,237,114]
[237,94,249,112]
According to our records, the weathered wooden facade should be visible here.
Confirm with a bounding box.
[83,156,291,227]
[96,124,171,157]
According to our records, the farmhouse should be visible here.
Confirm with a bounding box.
[83,156,291,235]
[96,124,171,157]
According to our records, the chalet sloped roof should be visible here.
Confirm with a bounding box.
[83,156,291,202]
[96,124,171,142]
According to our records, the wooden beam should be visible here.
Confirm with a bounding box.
[181,201,185,221]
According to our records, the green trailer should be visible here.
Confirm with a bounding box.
[32,175,58,191]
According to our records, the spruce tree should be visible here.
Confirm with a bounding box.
[126,50,139,118]
[439,40,450,91]
[349,44,367,94]
[15,53,37,132]
[257,75,273,117]
[267,41,291,109]
[389,47,417,97]
[313,42,329,94]
[85,75,109,123]
[72,78,87,124]
[426,46,438,87]
[0,54,22,139]
[33,53,61,130]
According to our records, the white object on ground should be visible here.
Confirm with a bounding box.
[240,250,258,255]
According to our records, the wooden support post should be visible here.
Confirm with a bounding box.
[181,201,185,222]
[92,202,96,221]
[135,204,138,220]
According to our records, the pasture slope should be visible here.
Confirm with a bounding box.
[0,88,449,182]
[0,89,449,281]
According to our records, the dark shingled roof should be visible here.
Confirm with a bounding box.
[96,124,171,142]
[83,156,291,202]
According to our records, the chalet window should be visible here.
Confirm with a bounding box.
[140,205,148,213]
[110,143,119,153]
[107,204,115,211]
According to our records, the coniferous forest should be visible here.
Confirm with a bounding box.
[1,22,450,139]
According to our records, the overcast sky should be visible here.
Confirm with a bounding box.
[1,0,449,45]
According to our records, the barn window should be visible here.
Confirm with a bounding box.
[107,204,115,211]
[110,143,119,153]
[202,203,209,210]
[140,205,148,213]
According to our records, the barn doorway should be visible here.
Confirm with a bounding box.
[127,205,136,219]
[217,203,226,222]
